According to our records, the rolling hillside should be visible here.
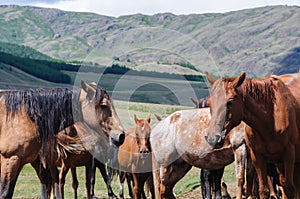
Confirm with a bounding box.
[0,44,207,105]
[0,5,299,77]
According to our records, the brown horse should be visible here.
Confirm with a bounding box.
[118,114,154,199]
[55,121,117,199]
[204,72,300,199]
[0,81,125,198]
[151,108,247,199]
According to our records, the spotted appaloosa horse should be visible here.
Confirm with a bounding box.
[151,108,247,199]
[118,114,154,199]
[205,72,300,199]
[0,81,125,198]
[190,97,230,199]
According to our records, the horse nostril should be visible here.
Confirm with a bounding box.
[119,132,125,145]
[216,135,221,144]
[205,135,209,143]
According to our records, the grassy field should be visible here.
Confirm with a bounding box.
[13,100,237,198]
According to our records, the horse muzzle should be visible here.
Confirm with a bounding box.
[139,149,150,159]
[205,134,224,148]
[110,130,125,147]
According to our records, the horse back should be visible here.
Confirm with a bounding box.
[274,74,300,105]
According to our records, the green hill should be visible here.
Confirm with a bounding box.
[0,45,206,105]
[0,41,53,60]
[0,5,299,77]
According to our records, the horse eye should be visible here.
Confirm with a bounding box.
[226,100,233,109]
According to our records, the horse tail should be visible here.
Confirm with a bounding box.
[55,132,86,160]
[152,153,161,199]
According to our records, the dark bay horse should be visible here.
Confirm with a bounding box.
[204,72,300,199]
[151,108,247,199]
[0,81,125,198]
[55,121,117,199]
[118,114,154,199]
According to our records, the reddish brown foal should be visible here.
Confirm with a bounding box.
[118,114,154,199]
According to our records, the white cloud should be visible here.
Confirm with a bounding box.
[19,0,300,17]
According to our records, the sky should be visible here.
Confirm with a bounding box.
[0,0,300,17]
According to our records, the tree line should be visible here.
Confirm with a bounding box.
[0,51,205,84]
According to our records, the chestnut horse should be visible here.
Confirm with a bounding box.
[204,72,300,199]
[0,81,125,198]
[151,108,247,199]
[55,121,117,199]
[118,114,154,199]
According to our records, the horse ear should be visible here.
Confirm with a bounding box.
[232,72,246,88]
[81,80,96,99]
[154,114,162,121]
[190,97,199,107]
[147,114,151,124]
[205,72,216,87]
[134,114,138,124]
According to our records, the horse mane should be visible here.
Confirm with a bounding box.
[223,77,277,105]
[4,87,82,159]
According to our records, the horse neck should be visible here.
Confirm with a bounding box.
[238,79,277,134]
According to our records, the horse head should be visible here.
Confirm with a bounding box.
[204,72,246,148]
[80,81,125,146]
[133,114,151,159]
[190,97,209,108]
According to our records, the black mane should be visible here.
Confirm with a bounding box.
[4,87,82,158]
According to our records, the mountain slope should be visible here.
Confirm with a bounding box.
[0,5,299,76]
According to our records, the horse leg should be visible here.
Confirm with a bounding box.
[139,175,150,199]
[96,160,117,198]
[214,168,225,199]
[70,168,78,199]
[147,174,155,199]
[0,155,22,199]
[248,149,269,198]
[276,146,296,199]
[59,161,69,199]
[234,144,247,199]
[220,178,231,199]
[244,150,254,198]
[85,159,93,199]
[119,171,126,199]
[90,159,97,198]
[132,173,149,199]
[266,164,279,199]
[47,159,61,199]
[294,163,300,199]
[159,161,192,199]
[31,157,52,199]
[281,145,296,199]
[132,173,141,199]
[126,173,134,198]
[200,169,212,199]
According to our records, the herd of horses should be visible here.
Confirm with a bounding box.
[0,71,300,199]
